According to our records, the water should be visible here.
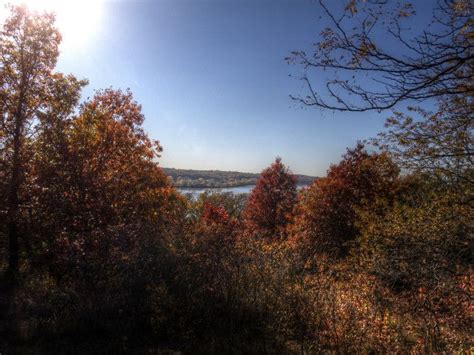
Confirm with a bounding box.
[178,185,255,197]
[177,184,308,198]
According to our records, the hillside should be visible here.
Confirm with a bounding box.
[163,167,316,188]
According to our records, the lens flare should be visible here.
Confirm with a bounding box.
[0,0,104,50]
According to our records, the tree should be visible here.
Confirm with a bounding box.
[290,144,399,257]
[193,202,236,264]
[24,88,185,347]
[376,95,473,185]
[0,5,86,278]
[286,0,473,186]
[242,158,297,238]
[32,88,181,277]
[287,0,473,112]
[190,190,247,220]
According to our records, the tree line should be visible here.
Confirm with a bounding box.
[163,168,315,189]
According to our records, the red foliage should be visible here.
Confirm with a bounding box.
[290,144,399,256]
[201,202,231,226]
[243,158,297,238]
[190,202,237,266]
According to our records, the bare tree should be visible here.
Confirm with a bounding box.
[287,0,473,112]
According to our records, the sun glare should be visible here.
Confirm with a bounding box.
[0,0,104,49]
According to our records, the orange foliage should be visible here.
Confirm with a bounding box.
[32,89,183,275]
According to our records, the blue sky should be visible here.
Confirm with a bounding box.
[54,0,433,176]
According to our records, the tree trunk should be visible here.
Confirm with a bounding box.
[6,87,25,280]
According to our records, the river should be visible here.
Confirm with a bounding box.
[178,185,255,197]
[177,184,308,198]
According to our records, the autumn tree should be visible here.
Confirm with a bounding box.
[376,95,473,185]
[193,202,236,268]
[291,144,399,257]
[0,5,89,279]
[242,158,297,238]
[190,190,247,219]
[32,88,181,277]
[24,88,185,348]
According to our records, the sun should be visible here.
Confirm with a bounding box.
[0,0,105,49]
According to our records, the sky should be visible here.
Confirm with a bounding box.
[1,0,436,176]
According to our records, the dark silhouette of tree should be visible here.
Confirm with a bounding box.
[287,0,473,112]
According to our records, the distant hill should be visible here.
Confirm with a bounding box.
[163,167,317,188]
